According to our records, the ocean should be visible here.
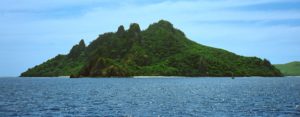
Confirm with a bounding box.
[0,77,299,116]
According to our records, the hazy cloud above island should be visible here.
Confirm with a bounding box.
[1,0,300,76]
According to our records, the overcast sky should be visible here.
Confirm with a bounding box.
[1,0,300,76]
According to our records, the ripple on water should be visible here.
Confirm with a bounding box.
[0,77,300,116]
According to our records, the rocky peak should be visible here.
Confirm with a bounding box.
[128,23,141,33]
[78,39,86,48]
[116,25,125,36]
[68,39,86,58]
[157,20,174,28]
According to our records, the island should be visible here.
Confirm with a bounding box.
[20,20,282,78]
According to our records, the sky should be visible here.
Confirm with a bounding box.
[0,0,300,76]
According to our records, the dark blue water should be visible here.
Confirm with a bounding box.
[0,77,300,116]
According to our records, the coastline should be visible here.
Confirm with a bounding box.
[133,76,187,78]
[16,76,297,78]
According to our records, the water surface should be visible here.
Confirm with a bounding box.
[0,77,299,116]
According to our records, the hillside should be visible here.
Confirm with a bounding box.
[275,61,300,76]
[20,20,282,77]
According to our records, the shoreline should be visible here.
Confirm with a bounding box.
[15,76,292,79]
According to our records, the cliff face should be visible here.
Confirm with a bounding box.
[21,20,282,77]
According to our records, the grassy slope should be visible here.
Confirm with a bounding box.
[275,61,300,76]
[20,55,86,77]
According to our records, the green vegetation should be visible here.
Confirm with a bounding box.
[20,20,282,77]
[21,39,87,77]
[275,61,300,76]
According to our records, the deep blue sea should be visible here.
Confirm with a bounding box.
[0,77,300,117]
